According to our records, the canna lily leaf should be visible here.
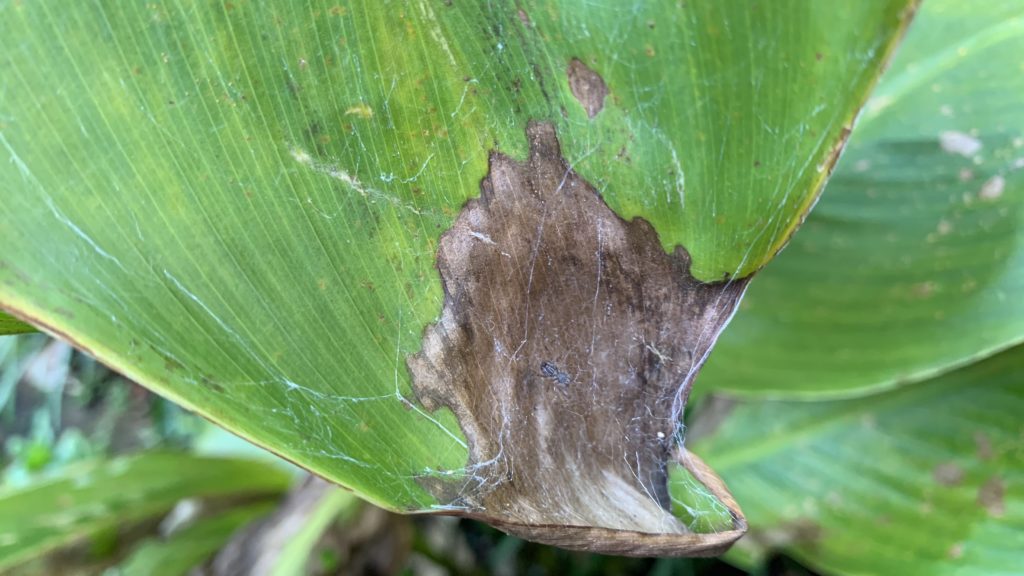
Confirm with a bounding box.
[702,0,1024,398]
[692,345,1024,575]
[0,0,914,554]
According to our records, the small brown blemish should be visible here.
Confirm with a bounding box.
[911,281,936,299]
[977,477,1005,517]
[933,462,964,486]
[749,518,823,549]
[567,59,608,119]
[816,126,853,176]
[408,122,747,556]
[974,432,993,460]
[517,8,530,26]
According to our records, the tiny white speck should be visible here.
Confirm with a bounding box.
[979,175,1005,201]
[939,131,982,157]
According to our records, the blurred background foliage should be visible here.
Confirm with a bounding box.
[0,336,812,575]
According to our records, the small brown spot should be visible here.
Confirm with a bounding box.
[974,432,993,460]
[911,281,936,299]
[163,355,183,372]
[949,542,964,559]
[566,59,608,119]
[977,477,1005,517]
[517,8,530,26]
[933,462,964,486]
[817,126,853,176]
[750,518,823,549]
[815,51,823,61]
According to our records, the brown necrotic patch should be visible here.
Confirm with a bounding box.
[408,122,747,555]
[567,58,608,118]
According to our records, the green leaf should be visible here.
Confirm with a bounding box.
[691,345,1024,576]
[0,311,36,335]
[0,0,914,550]
[114,503,274,576]
[0,453,290,572]
[269,487,358,576]
[702,0,1024,397]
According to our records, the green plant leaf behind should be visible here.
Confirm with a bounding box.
[268,486,358,576]
[0,312,36,335]
[0,0,913,540]
[692,345,1024,576]
[0,453,290,572]
[113,502,275,576]
[702,0,1024,397]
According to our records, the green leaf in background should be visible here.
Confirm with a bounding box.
[693,345,1024,576]
[0,312,36,336]
[702,0,1024,397]
[0,453,290,572]
[0,0,914,550]
[267,487,357,576]
[113,502,275,576]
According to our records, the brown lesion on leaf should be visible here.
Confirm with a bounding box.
[567,59,608,119]
[977,476,1005,517]
[933,462,964,486]
[407,121,747,556]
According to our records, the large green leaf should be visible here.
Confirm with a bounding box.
[0,453,290,572]
[702,0,1024,397]
[0,0,913,551]
[692,345,1024,575]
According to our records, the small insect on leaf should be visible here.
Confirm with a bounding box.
[540,361,571,385]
